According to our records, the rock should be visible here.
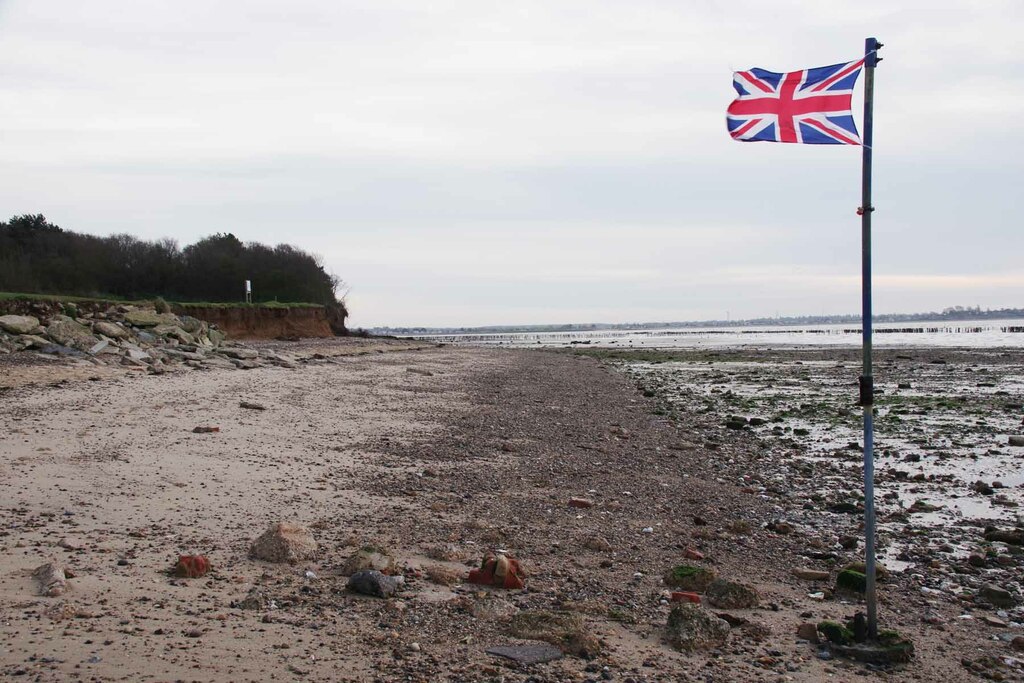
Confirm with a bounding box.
[979,583,1017,607]
[153,324,195,344]
[985,528,1024,545]
[706,579,760,609]
[347,570,402,598]
[92,321,129,339]
[340,547,396,575]
[33,562,68,597]
[125,347,152,362]
[177,315,207,335]
[508,610,601,658]
[192,426,220,433]
[249,522,317,563]
[793,568,830,581]
[664,565,716,591]
[983,615,1008,627]
[968,553,987,567]
[468,553,526,589]
[1011,636,1024,652]
[665,603,730,652]
[17,334,52,350]
[583,535,611,552]
[767,520,794,534]
[124,310,177,327]
[836,569,867,593]
[670,591,701,604]
[220,347,258,360]
[46,319,97,350]
[839,535,859,550]
[175,555,211,578]
[1009,436,1024,447]
[683,548,705,561]
[208,328,226,347]
[406,367,434,376]
[240,401,266,410]
[971,480,995,496]
[0,314,41,335]
[232,588,276,611]
[485,643,563,665]
[797,622,820,643]
[568,497,594,508]
[88,338,110,355]
[424,564,460,586]
[840,561,889,581]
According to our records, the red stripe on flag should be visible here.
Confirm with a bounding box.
[729,117,763,139]
[808,59,865,93]
[801,118,860,145]
[737,71,774,93]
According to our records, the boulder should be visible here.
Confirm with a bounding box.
[46,320,98,351]
[0,314,41,335]
[665,603,730,652]
[347,570,402,598]
[706,579,760,609]
[33,562,68,597]
[221,347,258,360]
[92,321,129,339]
[124,310,178,328]
[664,565,717,591]
[792,568,830,581]
[508,610,601,658]
[177,315,207,335]
[208,328,226,347]
[340,547,396,575]
[979,583,1017,607]
[17,334,52,350]
[153,324,195,344]
[249,522,317,563]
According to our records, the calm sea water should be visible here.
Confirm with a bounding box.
[415,319,1024,349]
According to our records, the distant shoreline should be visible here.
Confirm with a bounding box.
[373,307,1024,336]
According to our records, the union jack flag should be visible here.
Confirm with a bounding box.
[727,59,864,145]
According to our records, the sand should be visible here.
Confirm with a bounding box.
[0,341,1015,681]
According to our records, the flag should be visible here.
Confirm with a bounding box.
[727,59,864,145]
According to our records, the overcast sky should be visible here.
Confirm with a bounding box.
[1,1,1021,327]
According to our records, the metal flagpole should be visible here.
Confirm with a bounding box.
[859,35,882,640]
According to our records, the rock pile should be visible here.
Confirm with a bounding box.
[0,303,297,373]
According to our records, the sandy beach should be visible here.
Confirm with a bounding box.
[1,340,1020,682]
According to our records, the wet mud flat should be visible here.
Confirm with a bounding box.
[585,347,1024,669]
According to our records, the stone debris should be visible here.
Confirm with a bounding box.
[239,401,266,410]
[192,426,220,434]
[249,522,318,564]
[665,603,730,652]
[33,562,68,597]
[347,570,402,598]
[0,301,300,373]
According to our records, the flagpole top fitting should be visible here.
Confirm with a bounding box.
[865,37,882,67]
[857,206,874,216]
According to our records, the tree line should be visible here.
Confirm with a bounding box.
[0,214,344,307]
